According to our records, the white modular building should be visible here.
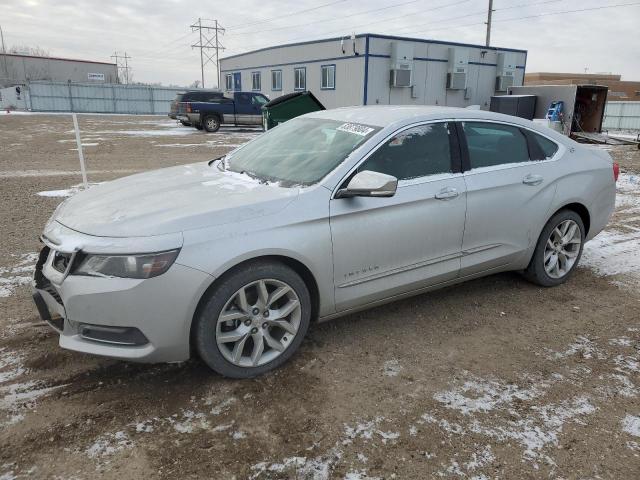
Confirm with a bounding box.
[219,33,527,110]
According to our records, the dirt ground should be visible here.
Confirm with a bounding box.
[1,113,639,480]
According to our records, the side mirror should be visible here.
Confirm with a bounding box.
[336,170,398,199]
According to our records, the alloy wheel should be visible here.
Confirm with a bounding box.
[543,219,582,279]
[215,279,301,367]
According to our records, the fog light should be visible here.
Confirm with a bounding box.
[79,324,149,346]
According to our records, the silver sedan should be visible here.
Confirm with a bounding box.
[33,106,617,378]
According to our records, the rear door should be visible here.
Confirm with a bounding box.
[330,121,467,312]
[458,121,560,275]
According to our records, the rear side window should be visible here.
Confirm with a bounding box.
[358,122,452,181]
[463,122,530,168]
[532,132,559,159]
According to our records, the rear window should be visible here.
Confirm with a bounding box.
[533,133,559,159]
[463,122,530,168]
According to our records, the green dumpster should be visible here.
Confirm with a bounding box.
[261,91,325,130]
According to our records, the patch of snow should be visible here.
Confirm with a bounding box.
[0,253,37,298]
[86,431,134,458]
[544,336,605,361]
[622,414,640,437]
[209,397,236,415]
[0,379,63,427]
[614,355,640,373]
[344,470,381,480]
[383,359,402,377]
[36,182,101,198]
[169,409,210,433]
[433,373,542,415]
[609,336,633,347]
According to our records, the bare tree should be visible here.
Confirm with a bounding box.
[8,45,50,57]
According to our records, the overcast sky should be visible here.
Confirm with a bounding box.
[2,0,639,87]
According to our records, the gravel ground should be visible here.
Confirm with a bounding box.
[1,113,639,480]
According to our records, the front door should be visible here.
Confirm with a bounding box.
[330,122,467,312]
[459,121,559,275]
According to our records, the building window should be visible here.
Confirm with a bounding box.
[294,67,306,91]
[321,64,335,90]
[271,70,282,91]
[225,74,233,91]
[252,72,261,91]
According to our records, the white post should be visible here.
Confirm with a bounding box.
[72,113,88,188]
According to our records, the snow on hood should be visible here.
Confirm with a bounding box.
[53,162,299,237]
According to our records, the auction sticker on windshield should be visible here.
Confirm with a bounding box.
[337,123,375,136]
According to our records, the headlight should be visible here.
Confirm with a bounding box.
[74,250,180,279]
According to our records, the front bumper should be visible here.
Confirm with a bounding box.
[33,242,213,363]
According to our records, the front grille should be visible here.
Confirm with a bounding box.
[34,245,63,306]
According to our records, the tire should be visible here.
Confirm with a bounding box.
[194,123,203,130]
[180,120,191,127]
[203,115,221,133]
[523,209,585,287]
[194,261,311,378]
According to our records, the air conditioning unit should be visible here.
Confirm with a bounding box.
[389,42,413,88]
[496,72,515,92]
[447,48,468,90]
[496,52,517,92]
[390,69,412,87]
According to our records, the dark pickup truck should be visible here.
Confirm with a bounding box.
[169,89,225,125]
[177,91,269,132]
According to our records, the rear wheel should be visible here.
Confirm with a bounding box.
[180,120,191,126]
[194,261,311,378]
[203,115,221,133]
[523,209,585,287]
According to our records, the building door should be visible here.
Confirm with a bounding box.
[233,72,242,91]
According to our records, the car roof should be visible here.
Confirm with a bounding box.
[304,105,566,141]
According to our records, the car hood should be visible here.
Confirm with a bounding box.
[54,162,299,237]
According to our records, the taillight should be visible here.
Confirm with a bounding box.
[613,162,619,182]
[186,102,192,113]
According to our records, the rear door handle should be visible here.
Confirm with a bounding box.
[435,187,459,200]
[523,174,544,186]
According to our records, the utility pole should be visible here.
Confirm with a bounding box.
[485,0,494,47]
[190,18,225,88]
[111,51,132,84]
[0,24,9,84]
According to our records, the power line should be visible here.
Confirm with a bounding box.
[111,51,132,84]
[390,0,640,38]
[227,0,460,37]
[190,18,225,88]
[226,0,348,30]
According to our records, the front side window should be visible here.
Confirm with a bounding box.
[463,122,530,168]
[225,74,232,91]
[251,93,268,106]
[252,72,261,91]
[358,123,452,181]
[226,117,380,186]
[321,64,335,89]
[271,70,282,91]
[294,67,306,90]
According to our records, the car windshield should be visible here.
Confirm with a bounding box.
[226,117,380,186]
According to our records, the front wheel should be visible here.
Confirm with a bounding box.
[203,115,221,133]
[194,261,311,378]
[523,209,585,287]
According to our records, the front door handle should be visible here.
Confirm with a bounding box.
[523,174,544,186]
[435,187,459,200]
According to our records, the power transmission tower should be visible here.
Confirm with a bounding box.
[0,24,9,84]
[190,18,225,88]
[111,51,132,84]
[485,0,494,47]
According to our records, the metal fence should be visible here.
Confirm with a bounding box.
[603,101,640,131]
[25,81,185,114]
